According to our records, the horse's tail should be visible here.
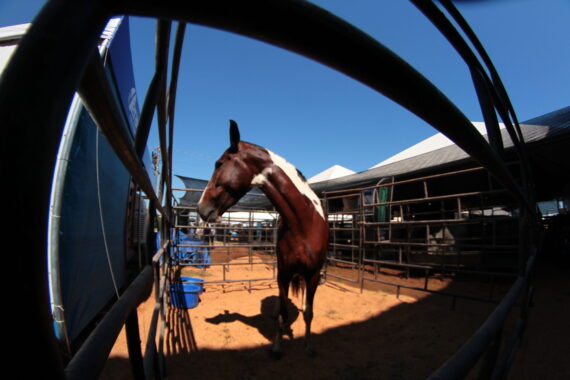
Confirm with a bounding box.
[290,274,305,298]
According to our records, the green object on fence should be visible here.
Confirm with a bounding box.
[377,186,390,222]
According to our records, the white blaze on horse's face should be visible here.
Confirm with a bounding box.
[252,149,325,220]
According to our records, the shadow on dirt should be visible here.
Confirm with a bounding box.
[102,257,570,379]
[102,278,503,379]
[205,296,300,342]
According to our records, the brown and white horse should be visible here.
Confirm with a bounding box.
[198,120,329,358]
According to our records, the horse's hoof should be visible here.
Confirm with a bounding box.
[305,346,317,358]
[269,349,282,361]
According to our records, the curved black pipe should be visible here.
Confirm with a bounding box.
[113,0,525,204]
[1,1,534,378]
[0,0,111,377]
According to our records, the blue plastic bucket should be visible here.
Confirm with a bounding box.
[169,282,202,309]
[179,276,205,292]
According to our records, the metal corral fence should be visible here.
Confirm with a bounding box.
[3,1,538,379]
[171,189,279,291]
[323,166,522,304]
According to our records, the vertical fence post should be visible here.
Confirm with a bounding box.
[359,191,366,292]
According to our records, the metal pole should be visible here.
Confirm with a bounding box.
[65,267,154,380]
[78,52,170,221]
[1,0,110,377]
[125,311,145,380]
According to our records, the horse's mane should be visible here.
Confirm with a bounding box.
[243,141,309,183]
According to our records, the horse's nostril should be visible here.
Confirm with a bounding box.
[197,203,209,221]
[198,204,216,223]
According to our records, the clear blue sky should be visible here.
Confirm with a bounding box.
[2,1,569,194]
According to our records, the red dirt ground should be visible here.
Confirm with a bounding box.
[101,253,570,379]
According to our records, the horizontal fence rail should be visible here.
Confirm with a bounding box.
[428,254,535,379]
[171,204,279,290]
[64,266,154,380]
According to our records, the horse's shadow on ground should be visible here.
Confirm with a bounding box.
[204,295,300,341]
[105,262,570,380]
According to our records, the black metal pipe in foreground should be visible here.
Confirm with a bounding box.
[143,302,161,379]
[125,311,145,380]
[436,0,536,212]
[134,18,171,160]
[2,1,538,378]
[427,254,535,379]
[410,0,510,152]
[438,0,524,144]
[65,266,154,380]
[409,0,535,210]
[156,20,172,210]
[0,0,110,377]
[148,240,171,378]
[166,22,186,218]
[78,52,170,222]
[113,0,526,209]
[135,70,165,158]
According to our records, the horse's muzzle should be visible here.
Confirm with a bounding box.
[197,202,221,223]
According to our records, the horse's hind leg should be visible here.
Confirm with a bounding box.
[271,272,290,360]
[303,270,320,357]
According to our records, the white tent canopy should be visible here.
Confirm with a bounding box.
[308,164,355,183]
[220,210,278,224]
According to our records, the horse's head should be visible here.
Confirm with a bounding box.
[197,120,259,223]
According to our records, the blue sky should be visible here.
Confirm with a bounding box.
[2,1,569,193]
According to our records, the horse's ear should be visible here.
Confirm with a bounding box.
[229,120,240,152]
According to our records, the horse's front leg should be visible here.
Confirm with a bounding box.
[303,270,321,357]
[271,272,290,360]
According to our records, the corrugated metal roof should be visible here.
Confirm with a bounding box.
[370,122,505,169]
[312,106,570,193]
[177,107,569,203]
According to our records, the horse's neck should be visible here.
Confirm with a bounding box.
[254,151,324,233]
[260,176,303,231]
